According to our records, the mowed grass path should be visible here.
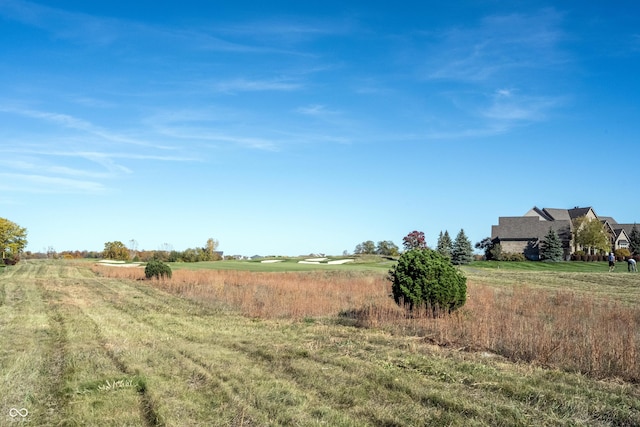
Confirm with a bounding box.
[1,261,639,426]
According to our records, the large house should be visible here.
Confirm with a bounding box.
[491,206,637,260]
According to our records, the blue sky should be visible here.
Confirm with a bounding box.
[1,1,639,256]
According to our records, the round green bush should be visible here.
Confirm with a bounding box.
[145,260,172,280]
[388,249,466,314]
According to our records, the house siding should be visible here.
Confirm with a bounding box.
[491,208,573,260]
[491,206,640,260]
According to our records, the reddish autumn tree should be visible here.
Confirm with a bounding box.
[402,230,427,251]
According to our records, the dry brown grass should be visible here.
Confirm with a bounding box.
[93,266,390,318]
[93,264,640,382]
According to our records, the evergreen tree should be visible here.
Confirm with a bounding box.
[629,224,640,256]
[540,227,564,262]
[436,230,452,259]
[451,229,473,265]
[388,249,466,314]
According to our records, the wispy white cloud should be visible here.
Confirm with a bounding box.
[481,89,564,122]
[71,97,115,108]
[296,104,339,116]
[152,127,279,151]
[0,106,175,149]
[211,77,302,93]
[419,87,565,140]
[141,107,283,150]
[0,172,107,194]
[0,156,117,179]
[0,141,198,195]
[215,18,355,47]
[0,147,197,165]
[406,9,571,140]
[0,0,120,45]
[0,0,329,55]
[424,9,567,82]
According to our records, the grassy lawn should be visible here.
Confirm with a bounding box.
[167,257,626,274]
[168,256,396,273]
[2,260,638,426]
[468,260,622,273]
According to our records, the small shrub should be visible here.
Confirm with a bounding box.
[2,255,18,265]
[145,260,172,280]
[500,252,526,262]
[388,249,466,314]
[615,248,631,260]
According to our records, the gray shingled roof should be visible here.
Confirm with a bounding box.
[542,208,571,221]
[614,223,639,237]
[492,216,572,241]
[599,216,618,225]
[568,207,594,219]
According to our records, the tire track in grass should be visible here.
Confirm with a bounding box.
[40,305,70,423]
[0,264,51,425]
[82,307,163,427]
[89,275,405,424]
[77,275,229,425]
[81,275,349,425]
[0,279,5,307]
[49,274,165,427]
[80,279,231,425]
[0,267,71,426]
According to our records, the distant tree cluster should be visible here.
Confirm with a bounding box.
[435,229,473,265]
[103,241,130,261]
[354,230,473,265]
[0,217,28,264]
[354,240,399,257]
[102,238,222,263]
[22,250,103,260]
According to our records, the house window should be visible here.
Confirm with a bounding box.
[619,240,629,247]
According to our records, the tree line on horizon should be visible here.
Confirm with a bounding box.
[353,229,474,265]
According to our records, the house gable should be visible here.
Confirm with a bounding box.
[524,207,553,221]
[568,206,597,220]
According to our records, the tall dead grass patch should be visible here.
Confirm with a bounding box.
[92,265,640,381]
[93,265,390,319]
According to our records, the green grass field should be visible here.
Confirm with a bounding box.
[167,256,396,273]
[165,256,627,274]
[1,260,639,426]
[468,260,625,272]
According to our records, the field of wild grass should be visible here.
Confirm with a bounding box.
[2,260,639,426]
[94,263,640,382]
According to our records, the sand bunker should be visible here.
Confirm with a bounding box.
[298,258,354,265]
[327,259,354,264]
[97,260,143,268]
